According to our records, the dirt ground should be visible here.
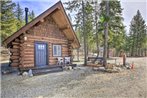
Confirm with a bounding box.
[1,57,147,98]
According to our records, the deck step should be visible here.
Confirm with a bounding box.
[32,66,63,75]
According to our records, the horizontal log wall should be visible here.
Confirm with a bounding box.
[25,35,71,65]
[24,16,72,66]
[9,16,73,68]
[10,38,21,67]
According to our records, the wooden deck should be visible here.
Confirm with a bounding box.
[18,65,63,75]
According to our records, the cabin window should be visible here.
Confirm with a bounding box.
[53,45,61,56]
[38,44,45,50]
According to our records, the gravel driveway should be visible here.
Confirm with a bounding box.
[1,57,147,98]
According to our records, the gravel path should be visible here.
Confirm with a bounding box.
[1,57,147,98]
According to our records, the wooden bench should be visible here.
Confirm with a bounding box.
[88,57,104,64]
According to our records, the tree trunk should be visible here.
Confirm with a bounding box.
[131,38,135,56]
[145,48,147,56]
[103,0,109,67]
[138,47,141,56]
[82,1,87,65]
[141,49,143,56]
[136,34,139,56]
[95,2,99,57]
[87,43,89,56]
[96,31,99,57]
[107,43,109,58]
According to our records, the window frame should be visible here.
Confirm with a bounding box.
[52,44,62,57]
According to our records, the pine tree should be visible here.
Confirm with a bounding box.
[15,2,24,30]
[99,0,125,57]
[84,1,93,56]
[101,0,109,66]
[128,10,147,56]
[1,1,17,41]
[28,10,35,22]
[65,0,94,65]
[93,1,100,57]
[64,0,126,64]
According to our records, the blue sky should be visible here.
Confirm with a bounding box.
[13,0,147,33]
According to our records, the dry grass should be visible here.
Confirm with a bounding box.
[1,57,147,98]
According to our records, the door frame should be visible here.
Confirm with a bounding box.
[34,41,49,67]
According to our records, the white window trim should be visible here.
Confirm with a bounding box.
[53,45,61,56]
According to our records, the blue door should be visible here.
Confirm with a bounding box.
[35,42,48,67]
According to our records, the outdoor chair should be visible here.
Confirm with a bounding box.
[57,57,64,65]
[64,57,71,65]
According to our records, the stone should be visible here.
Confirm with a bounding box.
[68,66,73,70]
[98,67,105,70]
[22,72,28,76]
[63,66,73,70]
[28,69,33,77]
[113,67,121,72]
[125,63,131,69]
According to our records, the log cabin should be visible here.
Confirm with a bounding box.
[3,1,80,70]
